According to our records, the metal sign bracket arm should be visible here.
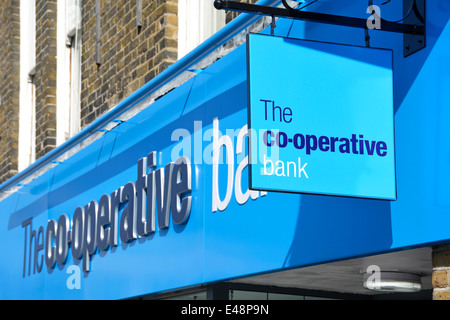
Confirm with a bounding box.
[214,0,426,57]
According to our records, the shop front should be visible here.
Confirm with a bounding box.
[0,0,448,300]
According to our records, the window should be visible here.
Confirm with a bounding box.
[18,0,37,171]
[57,0,81,145]
[178,0,226,59]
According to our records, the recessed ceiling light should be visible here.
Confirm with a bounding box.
[363,271,422,293]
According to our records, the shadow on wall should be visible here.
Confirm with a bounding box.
[284,0,450,268]
[392,0,450,112]
[284,195,393,268]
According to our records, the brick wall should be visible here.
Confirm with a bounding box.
[80,0,178,128]
[35,0,58,159]
[225,0,258,23]
[433,245,450,300]
[0,0,259,184]
[0,0,20,183]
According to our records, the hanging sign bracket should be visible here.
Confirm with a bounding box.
[214,0,425,57]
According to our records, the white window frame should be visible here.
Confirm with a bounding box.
[19,1,37,171]
[178,0,226,59]
[57,0,82,146]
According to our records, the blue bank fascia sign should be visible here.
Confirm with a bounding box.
[1,2,450,299]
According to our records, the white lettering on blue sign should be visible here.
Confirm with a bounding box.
[212,117,266,212]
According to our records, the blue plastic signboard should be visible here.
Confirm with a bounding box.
[247,33,396,200]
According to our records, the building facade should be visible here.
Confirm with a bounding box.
[0,0,231,180]
[0,0,449,301]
